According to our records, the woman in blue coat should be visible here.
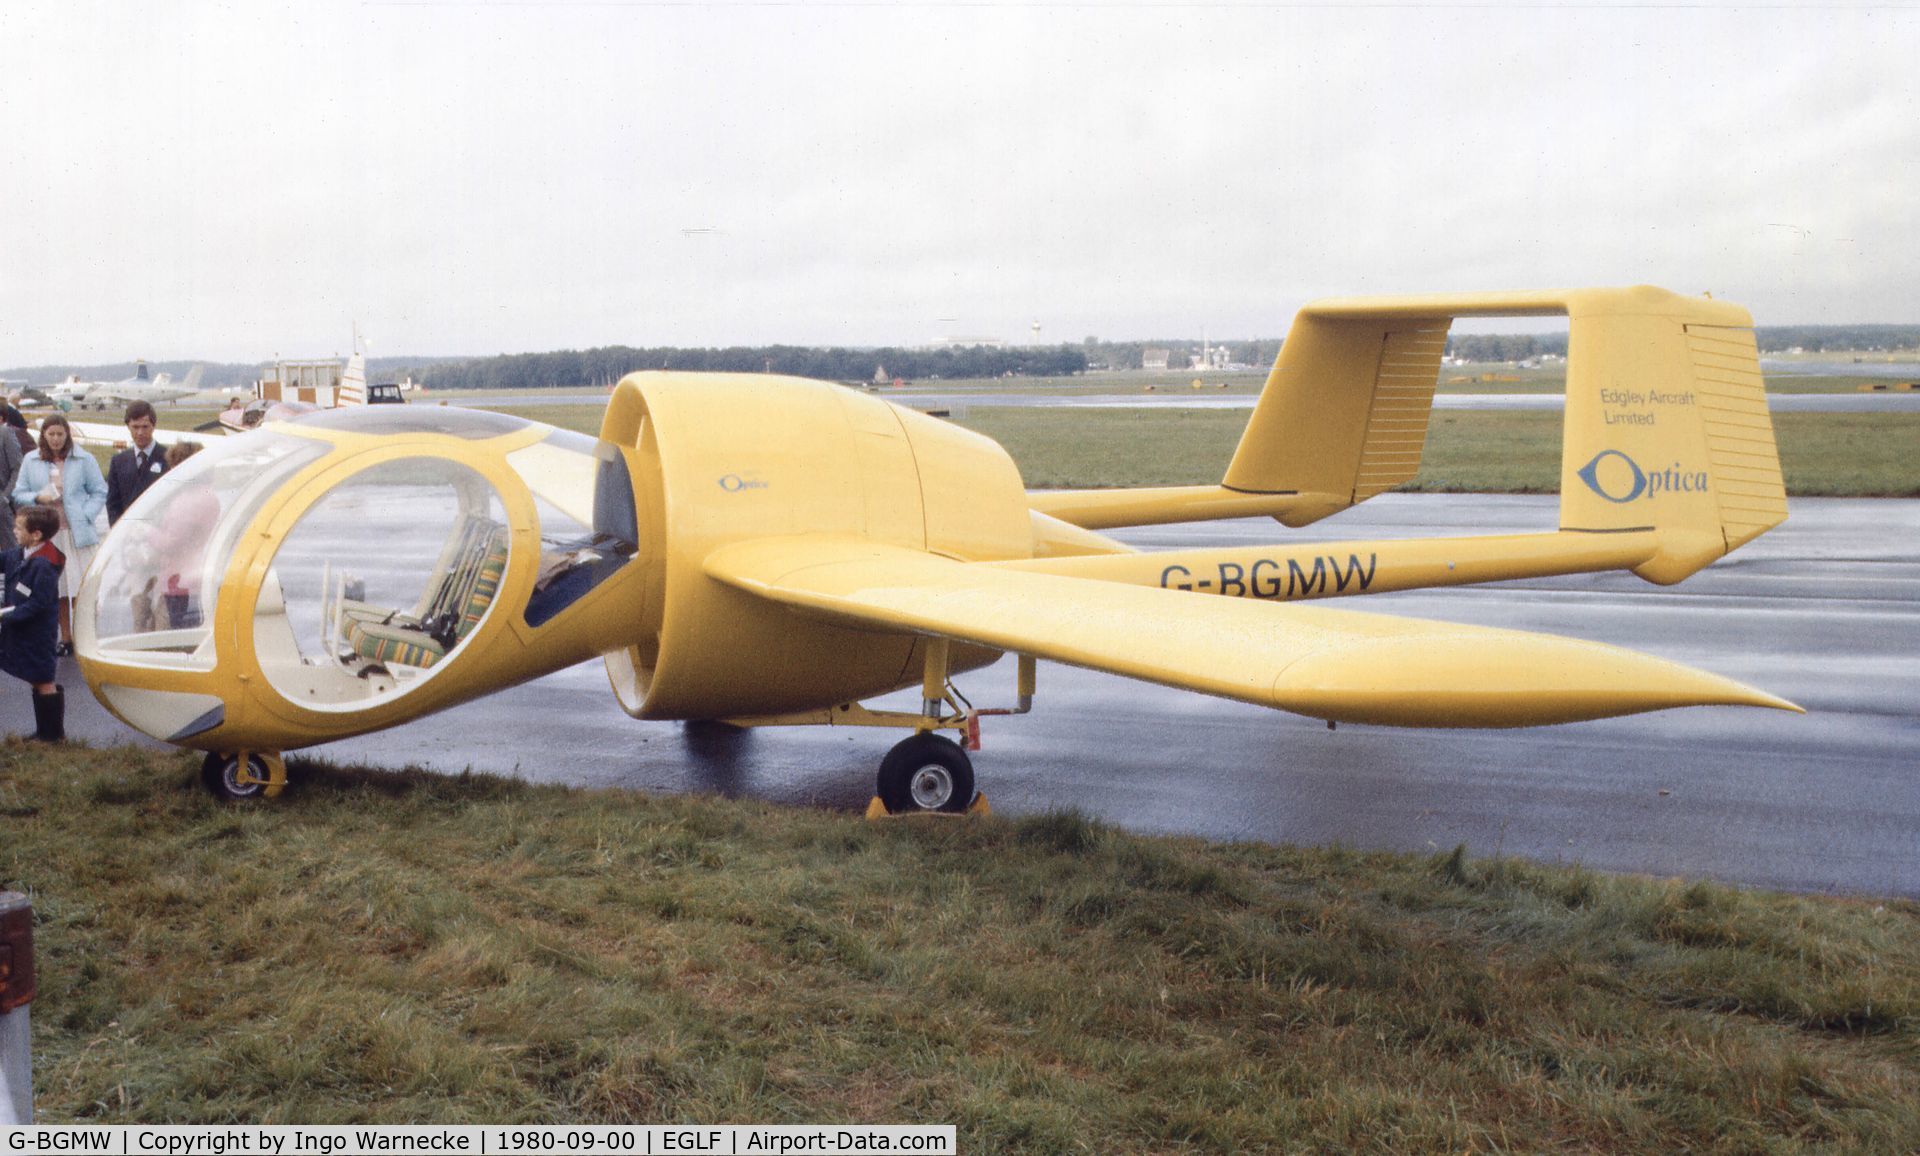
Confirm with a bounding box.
[1,504,67,740]
[12,414,107,655]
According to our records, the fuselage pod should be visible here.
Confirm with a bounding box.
[76,407,658,752]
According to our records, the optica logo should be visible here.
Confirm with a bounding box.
[1577,449,1646,503]
[1576,450,1708,503]
[717,474,769,493]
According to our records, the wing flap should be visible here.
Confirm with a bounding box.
[705,536,1798,727]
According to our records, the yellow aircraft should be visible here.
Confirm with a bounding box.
[74,286,1799,809]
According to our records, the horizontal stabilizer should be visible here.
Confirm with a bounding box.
[706,535,1798,728]
[1028,485,1316,531]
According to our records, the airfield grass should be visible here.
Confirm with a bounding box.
[3,743,1918,1147]
[942,409,1920,497]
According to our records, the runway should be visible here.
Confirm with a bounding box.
[28,496,1919,899]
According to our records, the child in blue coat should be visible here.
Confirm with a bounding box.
[1,505,66,740]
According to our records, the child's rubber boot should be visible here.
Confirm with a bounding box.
[31,686,64,742]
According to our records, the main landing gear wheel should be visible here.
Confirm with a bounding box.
[201,752,283,803]
[877,732,976,815]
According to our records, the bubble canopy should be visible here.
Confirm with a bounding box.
[78,407,641,727]
[82,428,333,669]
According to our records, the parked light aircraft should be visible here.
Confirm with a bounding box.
[63,349,412,452]
[216,350,410,434]
[40,361,208,409]
[75,287,1799,807]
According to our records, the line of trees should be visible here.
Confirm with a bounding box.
[399,344,1091,391]
[1446,334,1567,362]
[1752,325,1920,353]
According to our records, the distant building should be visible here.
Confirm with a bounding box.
[1142,348,1171,371]
[256,357,345,403]
[929,335,1008,350]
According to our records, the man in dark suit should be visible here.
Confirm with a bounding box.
[107,400,169,526]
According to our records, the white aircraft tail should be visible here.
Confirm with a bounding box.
[338,352,369,406]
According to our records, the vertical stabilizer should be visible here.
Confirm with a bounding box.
[339,351,368,406]
[1223,310,1454,526]
[1556,288,1787,583]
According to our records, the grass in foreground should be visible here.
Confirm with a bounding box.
[2,742,1916,1148]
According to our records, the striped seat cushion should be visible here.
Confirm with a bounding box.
[346,532,510,669]
[347,618,448,669]
[457,546,508,639]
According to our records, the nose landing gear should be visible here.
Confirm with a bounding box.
[200,751,287,802]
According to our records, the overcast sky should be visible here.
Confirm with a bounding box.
[2,0,1915,364]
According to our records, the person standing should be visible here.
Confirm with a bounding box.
[12,415,107,656]
[0,395,30,461]
[0,504,66,740]
[0,414,21,550]
[107,400,168,526]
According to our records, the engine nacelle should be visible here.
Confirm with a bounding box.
[600,373,1031,720]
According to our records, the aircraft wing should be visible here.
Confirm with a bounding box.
[705,535,1798,728]
[68,420,210,452]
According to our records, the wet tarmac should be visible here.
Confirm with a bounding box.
[22,496,1919,899]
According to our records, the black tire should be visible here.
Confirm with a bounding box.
[877,732,975,815]
[201,752,270,803]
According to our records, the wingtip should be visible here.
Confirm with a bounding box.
[1708,676,1803,715]
[1269,632,1806,728]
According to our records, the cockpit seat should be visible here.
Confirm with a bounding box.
[347,619,450,669]
[342,527,508,670]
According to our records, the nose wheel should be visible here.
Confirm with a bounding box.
[201,751,288,802]
[877,732,976,815]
